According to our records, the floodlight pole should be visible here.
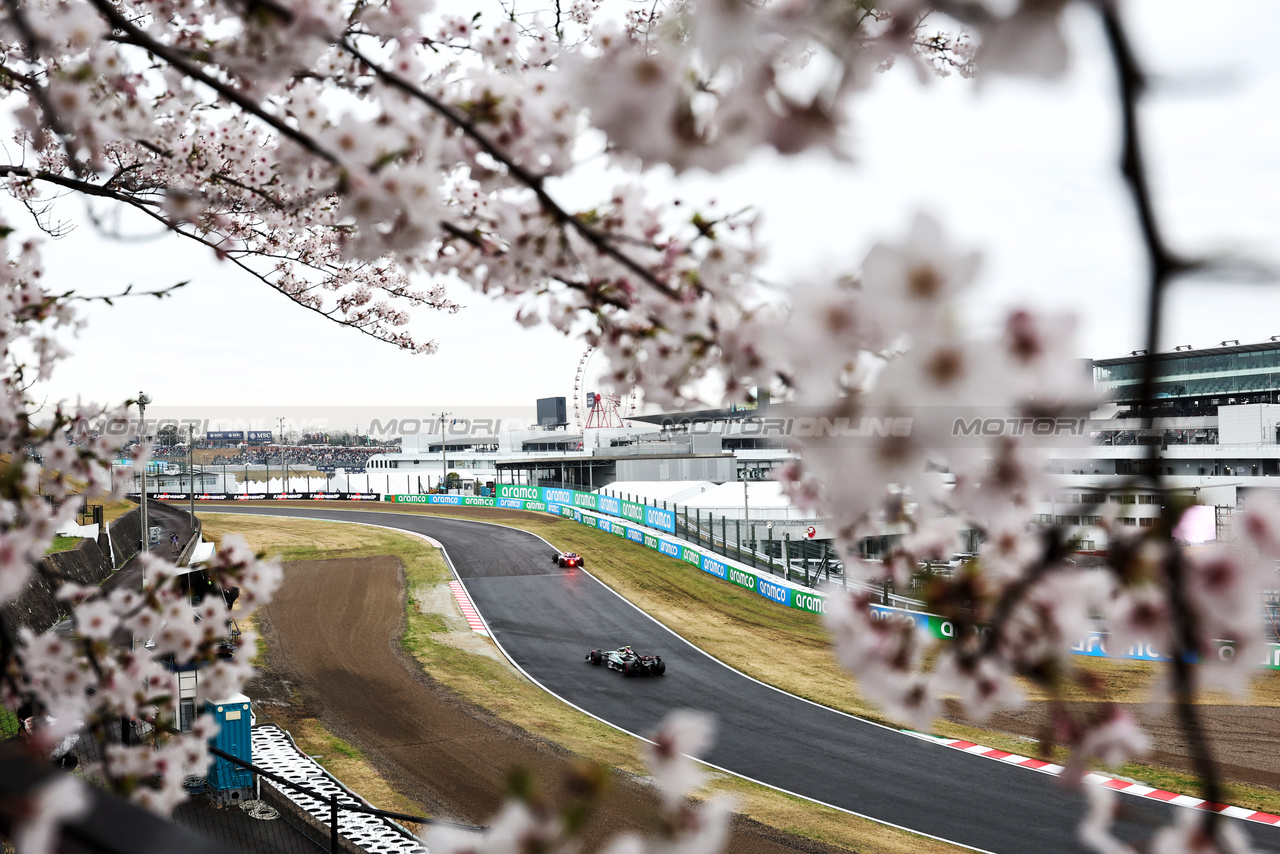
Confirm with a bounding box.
[138,392,151,553]
[188,426,196,532]
[278,417,287,495]
[437,412,451,492]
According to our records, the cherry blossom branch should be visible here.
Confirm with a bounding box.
[1095,0,1224,822]
[85,0,344,168]
[337,37,686,302]
[0,0,89,174]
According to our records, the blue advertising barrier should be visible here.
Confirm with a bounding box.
[389,490,1280,670]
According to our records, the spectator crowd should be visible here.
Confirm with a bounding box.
[205,445,392,470]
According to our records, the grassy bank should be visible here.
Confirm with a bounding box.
[201,512,966,854]
[211,502,1280,815]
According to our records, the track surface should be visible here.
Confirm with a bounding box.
[214,506,1280,854]
[259,556,813,854]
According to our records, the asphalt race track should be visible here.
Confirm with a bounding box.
[210,506,1280,854]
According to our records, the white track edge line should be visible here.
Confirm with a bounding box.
[204,509,996,852]
[205,509,1269,840]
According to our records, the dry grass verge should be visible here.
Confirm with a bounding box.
[219,503,1280,814]
[201,512,967,854]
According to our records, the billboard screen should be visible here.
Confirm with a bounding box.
[206,431,245,442]
[536,397,567,427]
[247,431,273,442]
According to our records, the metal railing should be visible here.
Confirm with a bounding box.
[9,715,480,854]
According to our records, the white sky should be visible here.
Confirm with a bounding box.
[26,0,1280,423]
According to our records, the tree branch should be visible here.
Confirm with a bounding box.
[1095,0,1223,824]
[338,36,685,302]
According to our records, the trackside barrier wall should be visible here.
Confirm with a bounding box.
[383,490,1280,671]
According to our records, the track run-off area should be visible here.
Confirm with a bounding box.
[208,505,1280,854]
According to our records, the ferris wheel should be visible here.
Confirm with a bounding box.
[573,348,638,430]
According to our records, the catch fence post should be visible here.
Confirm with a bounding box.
[735,519,741,561]
[721,516,727,556]
[783,533,791,583]
[329,793,339,853]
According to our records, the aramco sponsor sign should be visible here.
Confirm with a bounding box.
[387,486,1280,671]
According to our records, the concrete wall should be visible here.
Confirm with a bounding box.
[2,537,113,637]
[1219,404,1280,445]
[104,505,143,568]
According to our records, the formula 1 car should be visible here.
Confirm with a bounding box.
[552,551,585,568]
[585,646,666,676]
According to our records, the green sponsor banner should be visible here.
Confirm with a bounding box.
[374,492,1280,674]
[791,589,827,615]
[386,494,496,507]
[727,565,757,592]
[1213,640,1280,670]
[620,499,645,524]
[927,617,956,640]
[497,484,544,502]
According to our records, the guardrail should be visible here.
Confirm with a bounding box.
[387,486,1280,671]
[140,486,1280,669]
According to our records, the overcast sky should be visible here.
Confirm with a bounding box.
[24,0,1280,425]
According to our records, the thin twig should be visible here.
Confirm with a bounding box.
[85,0,343,168]
[339,37,683,302]
[1095,0,1223,823]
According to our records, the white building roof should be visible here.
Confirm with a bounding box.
[681,481,794,510]
[597,480,715,504]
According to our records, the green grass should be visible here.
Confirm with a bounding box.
[201,511,972,854]
[0,706,19,739]
[255,503,1280,815]
[45,535,85,554]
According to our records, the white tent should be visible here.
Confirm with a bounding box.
[596,480,715,505]
[678,481,814,521]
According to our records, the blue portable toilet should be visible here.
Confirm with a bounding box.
[205,694,254,804]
